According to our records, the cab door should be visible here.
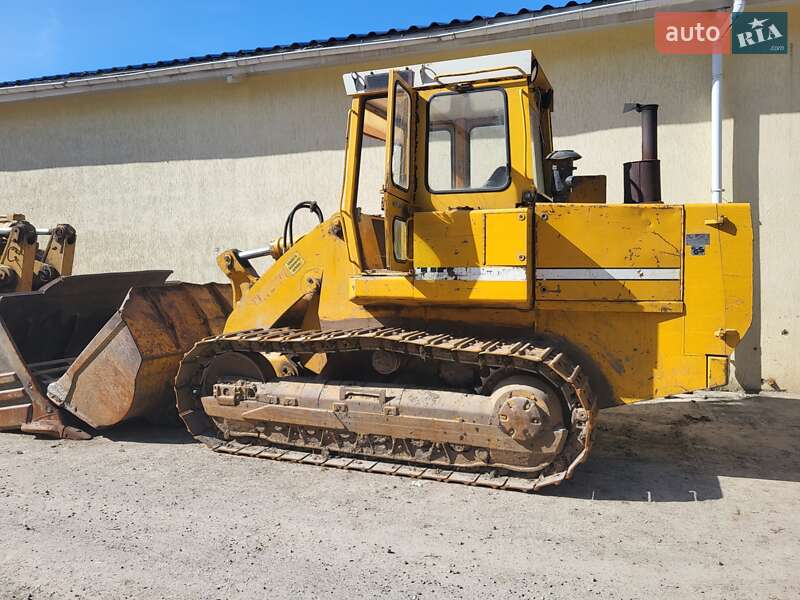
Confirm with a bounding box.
[383,71,416,272]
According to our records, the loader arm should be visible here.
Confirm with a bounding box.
[38,224,77,279]
[222,215,353,334]
[0,221,37,292]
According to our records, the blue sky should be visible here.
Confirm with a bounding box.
[0,1,550,83]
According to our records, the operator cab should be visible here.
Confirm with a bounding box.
[340,51,597,308]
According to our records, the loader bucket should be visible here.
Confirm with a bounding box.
[0,271,171,434]
[47,280,232,429]
[0,271,232,435]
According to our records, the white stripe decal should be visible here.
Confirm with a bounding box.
[415,266,527,282]
[535,268,680,281]
[413,267,680,282]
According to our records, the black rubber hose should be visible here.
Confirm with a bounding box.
[283,201,324,249]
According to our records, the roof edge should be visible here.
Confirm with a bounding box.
[0,0,736,104]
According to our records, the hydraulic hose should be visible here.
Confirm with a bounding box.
[283,201,324,249]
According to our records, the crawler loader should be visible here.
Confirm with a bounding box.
[5,51,753,492]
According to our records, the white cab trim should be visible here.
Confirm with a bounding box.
[536,268,680,280]
[415,266,527,282]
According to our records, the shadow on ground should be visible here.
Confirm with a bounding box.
[84,394,799,504]
[546,394,799,503]
[93,420,194,445]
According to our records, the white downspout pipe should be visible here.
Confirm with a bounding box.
[712,0,746,203]
[711,53,723,203]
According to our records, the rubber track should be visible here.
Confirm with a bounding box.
[175,326,597,492]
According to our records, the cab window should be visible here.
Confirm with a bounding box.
[426,88,509,193]
[356,96,388,216]
[390,82,411,190]
[354,95,389,269]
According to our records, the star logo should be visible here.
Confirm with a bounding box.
[728,11,787,54]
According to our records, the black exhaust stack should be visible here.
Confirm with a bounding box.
[623,103,661,204]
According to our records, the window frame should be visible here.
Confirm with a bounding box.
[391,217,409,262]
[427,124,456,190]
[353,93,389,214]
[389,80,412,193]
[424,87,512,196]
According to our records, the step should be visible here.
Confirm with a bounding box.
[0,371,18,387]
[0,402,31,430]
[0,387,26,406]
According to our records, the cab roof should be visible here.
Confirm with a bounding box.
[342,50,550,96]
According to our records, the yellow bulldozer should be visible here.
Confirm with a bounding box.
[1,51,752,492]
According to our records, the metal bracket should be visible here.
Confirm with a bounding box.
[704,216,727,227]
[714,328,737,340]
[339,387,386,405]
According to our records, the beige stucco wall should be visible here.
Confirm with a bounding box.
[1,3,797,392]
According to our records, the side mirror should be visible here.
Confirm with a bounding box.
[545,150,582,201]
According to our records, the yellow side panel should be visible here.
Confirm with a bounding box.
[533,202,752,406]
[535,204,683,302]
[485,211,529,266]
[413,210,484,267]
[718,204,754,353]
[707,356,729,388]
[683,205,726,355]
[412,281,529,306]
[349,275,415,304]
[533,309,708,405]
[413,208,530,268]
[356,208,531,307]
[536,300,684,313]
[349,276,529,307]
[536,280,681,302]
[536,204,682,268]
[683,203,753,355]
